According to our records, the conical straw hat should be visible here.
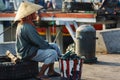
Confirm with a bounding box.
[14,1,43,21]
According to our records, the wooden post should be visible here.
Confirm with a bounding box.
[46,27,52,42]
[56,26,63,54]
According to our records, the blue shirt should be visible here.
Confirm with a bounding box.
[16,23,52,59]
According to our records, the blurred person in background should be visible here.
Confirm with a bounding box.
[13,0,23,11]
[0,0,6,11]
[100,0,119,14]
[13,0,34,11]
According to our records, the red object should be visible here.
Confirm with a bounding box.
[0,13,95,18]
[36,25,75,35]
[93,24,103,30]
[62,25,75,34]
[40,13,95,18]
[66,59,70,78]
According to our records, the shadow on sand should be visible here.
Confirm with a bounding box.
[96,61,120,67]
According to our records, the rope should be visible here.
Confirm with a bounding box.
[0,26,11,36]
[0,22,16,36]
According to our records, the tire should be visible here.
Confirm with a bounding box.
[0,56,38,80]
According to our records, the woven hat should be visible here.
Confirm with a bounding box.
[14,1,43,21]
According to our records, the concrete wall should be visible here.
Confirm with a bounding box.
[100,28,120,53]
[96,28,120,54]
[96,30,107,54]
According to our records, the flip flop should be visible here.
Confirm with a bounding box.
[35,75,51,80]
[47,72,61,77]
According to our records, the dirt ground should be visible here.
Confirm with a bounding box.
[52,53,120,80]
[28,53,120,80]
[81,54,120,80]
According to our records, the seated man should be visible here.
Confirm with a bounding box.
[14,1,61,80]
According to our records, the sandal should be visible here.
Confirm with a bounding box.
[47,72,61,77]
[35,75,51,80]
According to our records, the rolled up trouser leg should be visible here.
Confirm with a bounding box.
[32,49,58,64]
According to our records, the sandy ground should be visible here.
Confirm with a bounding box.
[27,54,120,80]
[82,54,120,80]
[53,54,120,80]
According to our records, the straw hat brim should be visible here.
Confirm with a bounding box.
[14,1,43,21]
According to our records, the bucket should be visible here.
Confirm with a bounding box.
[59,59,83,80]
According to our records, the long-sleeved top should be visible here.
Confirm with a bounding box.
[16,23,52,59]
